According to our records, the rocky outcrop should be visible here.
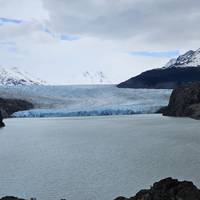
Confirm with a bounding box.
[114,177,200,200]
[0,97,33,118]
[160,82,200,119]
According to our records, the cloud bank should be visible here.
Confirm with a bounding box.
[42,0,200,46]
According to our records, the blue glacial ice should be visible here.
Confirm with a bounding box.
[0,85,172,117]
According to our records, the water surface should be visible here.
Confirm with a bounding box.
[0,115,200,200]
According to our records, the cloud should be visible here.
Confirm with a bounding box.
[0,41,18,53]
[0,41,16,46]
[43,27,80,41]
[0,20,44,41]
[130,50,180,58]
[0,19,80,43]
[0,0,49,21]
[41,0,200,48]
[0,15,80,44]
[1,0,200,48]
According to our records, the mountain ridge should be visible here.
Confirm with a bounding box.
[118,48,200,89]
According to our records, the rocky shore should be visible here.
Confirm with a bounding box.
[114,177,200,200]
[158,82,200,119]
[0,97,33,127]
[0,97,33,118]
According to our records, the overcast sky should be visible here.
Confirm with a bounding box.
[0,0,200,84]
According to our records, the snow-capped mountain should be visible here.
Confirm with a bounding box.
[82,71,111,84]
[118,48,200,89]
[163,48,200,68]
[163,58,176,68]
[0,66,45,86]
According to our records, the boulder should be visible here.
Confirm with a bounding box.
[160,82,200,119]
[114,177,200,200]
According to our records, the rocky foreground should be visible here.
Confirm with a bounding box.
[114,177,200,200]
[159,82,200,119]
[1,178,199,200]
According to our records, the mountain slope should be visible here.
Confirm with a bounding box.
[118,48,200,89]
[0,66,45,86]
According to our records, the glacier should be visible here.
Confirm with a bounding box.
[0,85,172,117]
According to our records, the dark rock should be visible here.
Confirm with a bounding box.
[114,197,127,200]
[0,110,5,127]
[0,121,5,127]
[117,67,200,89]
[0,197,26,200]
[114,177,200,200]
[184,104,200,119]
[0,98,33,118]
[160,82,200,119]
[155,106,168,114]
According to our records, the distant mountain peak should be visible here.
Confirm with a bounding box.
[0,66,46,86]
[82,70,111,84]
[163,48,200,68]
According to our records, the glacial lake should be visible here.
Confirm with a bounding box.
[0,114,200,200]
